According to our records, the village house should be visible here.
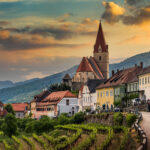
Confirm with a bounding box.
[11,103,29,118]
[31,90,78,119]
[0,101,7,117]
[78,79,105,111]
[71,22,109,90]
[139,65,150,101]
[96,64,143,109]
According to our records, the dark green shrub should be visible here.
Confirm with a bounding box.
[57,114,70,125]
[113,112,123,125]
[126,114,137,127]
[1,113,17,137]
[4,104,15,115]
[71,112,85,124]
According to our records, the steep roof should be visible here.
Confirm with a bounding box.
[76,57,104,79]
[97,66,143,89]
[77,57,93,72]
[43,90,77,104]
[94,22,108,53]
[138,66,150,76]
[85,79,106,93]
[32,90,51,102]
[11,103,28,112]
[63,74,71,80]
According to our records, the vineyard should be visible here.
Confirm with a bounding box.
[0,124,140,150]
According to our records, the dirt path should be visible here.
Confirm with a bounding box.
[141,112,150,149]
[29,137,43,150]
[20,139,31,150]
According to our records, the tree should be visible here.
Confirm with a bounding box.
[1,113,17,137]
[49,83,71,92]
[4,104,15,115]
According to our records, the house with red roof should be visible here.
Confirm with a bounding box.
[31,90,78,119]
[72,22,109,87]
[11,103,29,118]
[0,101,7,117]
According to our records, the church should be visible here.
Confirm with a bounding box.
[62,21,109,90]
[72,22,109,84]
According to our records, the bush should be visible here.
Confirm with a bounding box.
[71,112,85,124]
[126,114,137,127]
[4,104,15,115]
[113,112,123,125]
[57,114,70,125]
[1,113,17,137]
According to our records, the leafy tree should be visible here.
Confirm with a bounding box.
[4,104,15,115]
[57,114,70,125]
[49,83,71,92]
[126,114,137,127]
[1,113,17,137]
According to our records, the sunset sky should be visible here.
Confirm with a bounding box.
[0,0,150,82]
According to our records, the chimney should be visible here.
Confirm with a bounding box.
[117,69,119,74]
[112,70,115,76]
[140,62,143,69]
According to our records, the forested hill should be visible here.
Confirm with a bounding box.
[1,51,150,103]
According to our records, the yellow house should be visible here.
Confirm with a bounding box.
[96,87,114,108]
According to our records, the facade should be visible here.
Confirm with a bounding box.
[139,66,150,100]
[72,22,109,87]
[11,103,29,118]
[78,79,105,111]
[31,90,78,119]
[97,87,114,109]
[96,64,143,109]
[0,101,7,117]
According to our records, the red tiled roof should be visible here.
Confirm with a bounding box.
[77,57,93,72]
[43,90,77,104]
[76,56,104,80]
[97,66,143,89]
[94,22,108,53]
[11,103,28,112]
[0,109,7,117]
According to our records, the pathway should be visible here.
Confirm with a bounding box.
[140,112,150,149]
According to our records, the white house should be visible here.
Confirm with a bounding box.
[31,90,78,119]
[139,66,150,101]
[78,79,105,111]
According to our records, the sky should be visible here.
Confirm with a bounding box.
[0,0,150,82]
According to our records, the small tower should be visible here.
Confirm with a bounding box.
[93,22,109,79]
[62,74,72,87]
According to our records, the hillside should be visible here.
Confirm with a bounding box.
[0,65,78,103]
[0,51,150,103]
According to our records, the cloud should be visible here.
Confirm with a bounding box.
[125,0,143,6]
[0,21,10,26]
[102,1,125,24]
[24,72,48,80]
[122,5,150,25]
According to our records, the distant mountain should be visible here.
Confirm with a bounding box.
[0,78,39,90]
[0,81,14,89]
[1,51,150,104]
[0,65,78,103]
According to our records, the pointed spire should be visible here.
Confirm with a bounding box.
[94,21,108,53]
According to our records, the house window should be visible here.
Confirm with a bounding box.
[145,77,147,84]
[110,90,113,96]
[148,77,150,84]
[139,79,141,85]
[66,99,69,105]
[106,91,109,97]
[47,108,51,111]
[142,78,144,85]
[103,91,105,97]
[99,56,101,61]
[101,92,102,97]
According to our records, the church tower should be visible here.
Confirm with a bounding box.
[93,22,109,79]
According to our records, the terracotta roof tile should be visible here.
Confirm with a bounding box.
[43,90,77,104]
[11,103,28,112]
[138,66,150,76]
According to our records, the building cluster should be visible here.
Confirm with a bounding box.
[1,22,150,119]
